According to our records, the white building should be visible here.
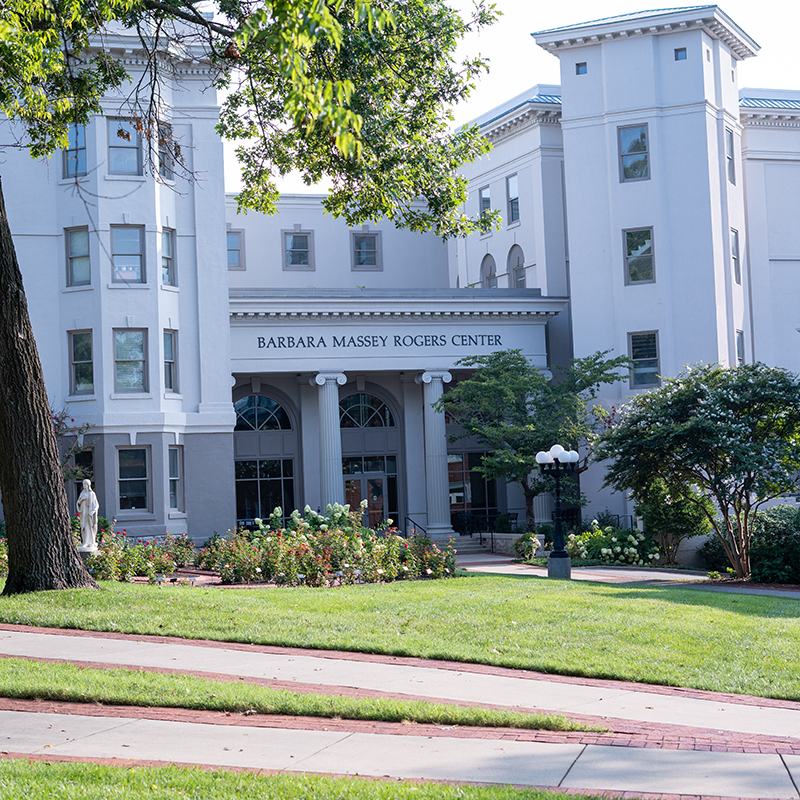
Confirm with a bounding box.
[1,6,798,540]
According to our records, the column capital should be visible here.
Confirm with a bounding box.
[415,370,452,386]
[311,372,347,387]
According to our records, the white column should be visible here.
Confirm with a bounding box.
[312,372,346,510]
[416,370,454,540]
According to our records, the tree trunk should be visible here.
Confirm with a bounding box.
[524,489,535,532]
[0,178,97,594]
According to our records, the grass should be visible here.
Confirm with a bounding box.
[0,657,591,731]
[0,760,612,800]
[0,574,799,698]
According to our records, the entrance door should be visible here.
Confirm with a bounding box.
[343,455,398,528]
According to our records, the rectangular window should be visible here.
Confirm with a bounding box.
[114,329,147,392]
[506,174,520,223]
[118,447,149,511]
[227,230,244,270]
[161,229,175,285]
[674,47,687,61]
[351,231,382,271]
[63,124,87,178]
[731,229,741,285]
[576,62,587,75]
[108,118,142,175]
[235,458,295,526]
[283,230,314,270]
[629,332,660,388]
[736,330,745,366]
[619,124,649,181]
[479,187,491,216]
[625,228,654,283]
[73,449,94,512]
[69,331,94,395]
[163,330,177,392]
[66,227,90,286]
[111,226,145,283]
[513,266,526,288]
[158,122,173,179]
[726,128,736,185]
[168,446,183,511]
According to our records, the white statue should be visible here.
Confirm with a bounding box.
[77,478,99,553]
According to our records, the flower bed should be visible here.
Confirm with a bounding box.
[566,520,659,566]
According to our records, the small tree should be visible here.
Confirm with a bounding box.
[634,479,712,565]
[596,363,800,578]
[434,349,628,529]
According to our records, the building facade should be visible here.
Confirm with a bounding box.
[1,6,798,539]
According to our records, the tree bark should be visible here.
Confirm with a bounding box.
[0,178,97,594]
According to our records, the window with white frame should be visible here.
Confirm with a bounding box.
[479,186,490,217]
[168,445,183,511]
[63,124,87,178]
[227,230,244,270]
[69,331,94,395]
[158,122,174,179]
[66,227,90,286]
[619,124,649,182]
[283,230,314,270]
[480,254,497,289]
[351,231,382,271]
[163,330,177,393]
[108,118,142,175]
[731,228,740,285]
[736,330,745,366]
[629,331,660,388]
[161,229,175,285]
[625,228,654,283]
[111,226,145,283]
[506,174,519,224]
[725,128,735,185]
[114,329,147,392]
[118,447,149,511]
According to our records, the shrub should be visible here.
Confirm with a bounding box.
[86,533,177,582]
[566,521,659,566]
[0,537,7,578]
[513,531,542,560]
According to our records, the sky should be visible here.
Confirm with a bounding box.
[225,0,798,193]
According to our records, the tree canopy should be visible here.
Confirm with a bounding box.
[595,362,800,578]
[435,349,628,528]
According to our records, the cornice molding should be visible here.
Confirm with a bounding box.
[230,308,561,322]
[740,111,800,129]
[483,106,562,145]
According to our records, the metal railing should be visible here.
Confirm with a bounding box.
[404,517,427,539]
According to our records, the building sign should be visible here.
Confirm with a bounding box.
[230,320,548,373]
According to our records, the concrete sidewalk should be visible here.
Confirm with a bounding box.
[2,625,800,798]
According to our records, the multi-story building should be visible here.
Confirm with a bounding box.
[1,6,798,540]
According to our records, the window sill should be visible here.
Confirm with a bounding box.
[116,513,156,521]
[65,394,96,402]
[164,392,183,400]
[283,266,316,272]
[479,232,492,240]
[110,393,153,400]
[63,285,93,293]
[107,283,150,289]
[351,267,383,272]
[168,511,187,520]
[160,284,179,293]
[58,176,90,186]
[105,174,147,182]
[506,221,521,230]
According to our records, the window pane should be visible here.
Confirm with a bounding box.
[116,361,144,389]
[67,124,84,150]
[236,481,259,520]
[162,230,172,257]
[72,332,92,362]
[259,460,281,479]
[69,229,89,257]
[109,148,139,174]
[628,256,653,282]
[235,460,258,479]
[507,174,518,199]
[169,448,179,479]
[354,235,377,266]
[631,334,657,361]
[163,331,174,361]
[119,480,148,509]
[113,256,142,282]
[119,449,147,479]
[620,126,647,155]
[113,227,141,254]
[622,154,648,179]
[70,255,91,285]
[116,331,144,360]
[74,363,94,393]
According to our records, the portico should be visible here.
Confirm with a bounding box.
[229,289,564,541]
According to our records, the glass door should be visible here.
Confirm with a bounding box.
[343,455,398,528]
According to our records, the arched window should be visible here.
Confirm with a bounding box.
[340,393,395,428]
[234,395,292,431]
[507,245,526,288]
[481,254,497,289]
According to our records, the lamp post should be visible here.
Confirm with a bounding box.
[535,444,579,580]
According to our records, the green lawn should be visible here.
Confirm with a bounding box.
[0,760,610,800]
[0,657,590,731]
[1,574,798,698]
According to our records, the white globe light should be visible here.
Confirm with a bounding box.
[557,450,571,463]
[568,450,580,463]
[549,444,565,459]
[536,451,552,464]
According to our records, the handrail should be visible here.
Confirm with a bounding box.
[404,516,427,538]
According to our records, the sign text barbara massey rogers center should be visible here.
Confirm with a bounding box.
[256,333,505,350]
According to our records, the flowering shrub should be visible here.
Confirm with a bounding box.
[0,537,7,578]
[566,520,659,566]
[197,502,456,586]
[85,531,180,582]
